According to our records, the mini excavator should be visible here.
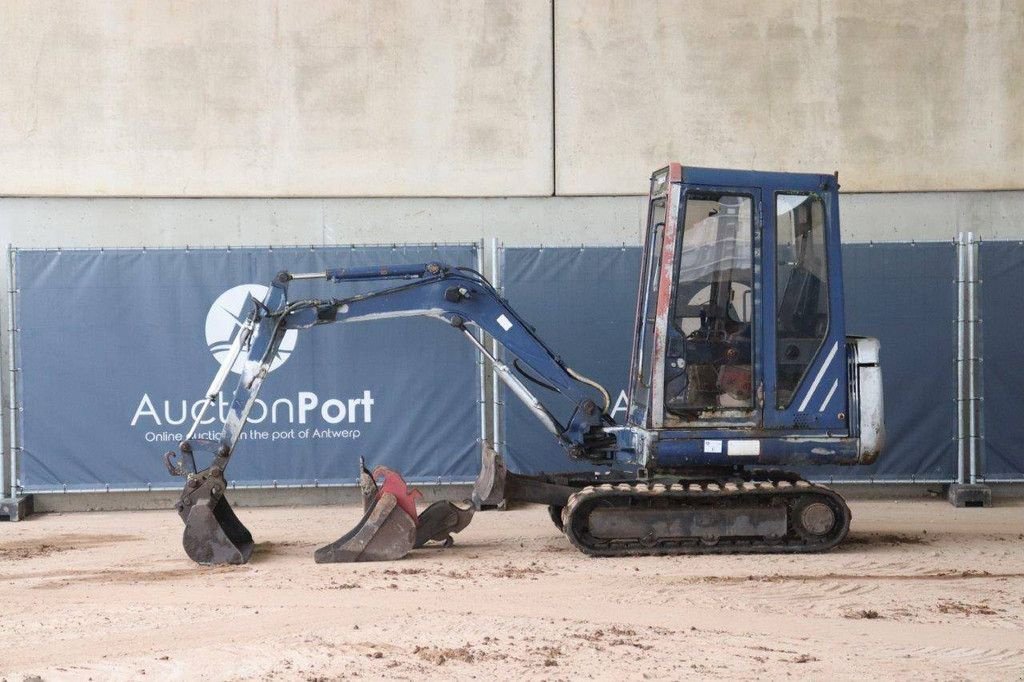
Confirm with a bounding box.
[164,164,884,565]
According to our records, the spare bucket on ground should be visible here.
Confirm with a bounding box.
[315,465,420,563]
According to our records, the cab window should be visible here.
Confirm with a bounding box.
[664,193,754,415]
[636,198,666,392]
[775,193,829,408]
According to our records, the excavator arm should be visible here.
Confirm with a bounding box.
[165,261,617,565]
[286,262,615,454]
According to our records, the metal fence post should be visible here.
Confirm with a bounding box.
[490,239,502,455]
[948,232,991,506]
[7,247,18,497]
[968,232,978,484]
[1,246,32,519]
[956,232,967,485]
[968,233,986,485]
[476,240,488,453]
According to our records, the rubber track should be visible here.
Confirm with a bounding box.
[561,479,851,556]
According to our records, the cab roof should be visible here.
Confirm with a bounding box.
[658,163,838,192]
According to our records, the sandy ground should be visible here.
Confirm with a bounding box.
[0,499,1023,681]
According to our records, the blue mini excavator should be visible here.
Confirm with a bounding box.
[164,164,884,565]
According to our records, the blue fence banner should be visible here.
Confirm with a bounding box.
[499,243,960,482]
[979,241,1024,480]
[17,240,1011,489]
[812,242,958,481]
[498,247,641,475]
[15,245,482,490]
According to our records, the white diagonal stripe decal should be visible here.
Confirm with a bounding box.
[797,341,839,412]
[818,378,839,412]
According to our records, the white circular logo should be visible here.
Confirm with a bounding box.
[206,284,298,374]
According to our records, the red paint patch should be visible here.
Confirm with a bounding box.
[372,466,422,522]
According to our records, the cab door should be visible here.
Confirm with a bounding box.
[658,185,763,429]
[627,170,673,428]
[762,179,848,432]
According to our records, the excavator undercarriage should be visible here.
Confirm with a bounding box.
[477,449,851,556]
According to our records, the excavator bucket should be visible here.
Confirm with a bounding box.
[181,495,254,566]
[415,499,475,548]
[314,491,417,563]
[314,465,419,563]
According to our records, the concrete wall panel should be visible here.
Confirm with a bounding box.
[3,192,1024,253]
[0,1,553,196]
[0,196,647,249]
[555,1,1024,194]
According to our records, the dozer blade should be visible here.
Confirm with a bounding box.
[314,491,416,563]
[471,446,506,509]
[181,495,254,566]
[414,500,475,548]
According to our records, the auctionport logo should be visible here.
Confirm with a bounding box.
[131,284,372,443]
[205,284,298,374]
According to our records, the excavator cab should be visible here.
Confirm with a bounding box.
[625,164,883,471]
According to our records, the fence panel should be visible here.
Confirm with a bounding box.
[978,241,1024,480]
[499,243,959,481]
[811,242,958,481]
[498,247,640,474]
[14,244,482,490]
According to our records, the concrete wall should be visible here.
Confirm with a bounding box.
[2,192,1023,251]
[0,1,553,196]
[556,0,1024,194]
[1,1,1021,197]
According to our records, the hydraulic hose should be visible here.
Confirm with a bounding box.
[566,366,612,413]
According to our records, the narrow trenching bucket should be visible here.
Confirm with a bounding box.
[181,495,254,565]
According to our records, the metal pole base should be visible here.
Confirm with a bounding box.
[947,483,992,508]
[0,495,33,521]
